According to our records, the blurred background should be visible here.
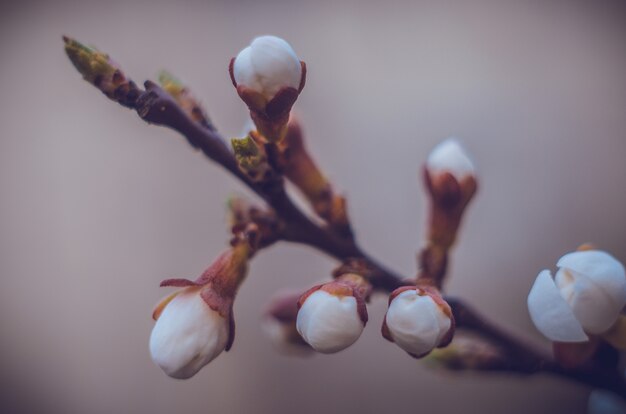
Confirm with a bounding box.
[1,0,625,412]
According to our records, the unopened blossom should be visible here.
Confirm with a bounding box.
[232,35,303,103]
[528,250,626,342]
[426,138,475,181]
[230,36,306,142]
[296,277,369,354]
[149,244,249,379]
[150,286,229,379]
[383,286,454,358]
[422,138,477,254]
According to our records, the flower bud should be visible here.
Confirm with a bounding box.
[232,35,302,103]
[528,250,626,342]
[426,138,475,182]
[149,243,249,379]
[150,286,229,379]
[422,138,477,254]
[382,286,454,358]
[229,36,306,142]
[296,275,369,354]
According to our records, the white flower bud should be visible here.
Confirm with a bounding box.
[150,287,229,379]
[296,290,365,354]
[528,250,626,342]
[233,35,302,102]
[426,138,475,181]
[384,289,452,357]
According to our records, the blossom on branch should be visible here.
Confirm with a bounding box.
[296,274,370,354]
[150,286,230,379]
[232,35,302,103]
[528,249,626,342]
[420,138,477,283]
[382,286,454,358]
[230,35,306,142]
[62,32,626,397]
[149,243,250,379]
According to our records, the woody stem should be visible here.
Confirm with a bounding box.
[66,47,626,398]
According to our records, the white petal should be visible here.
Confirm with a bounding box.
[527,270,588,342]
[249,35,301,100]
[588,390,626,414]
[296,290,364,354]
[386,290,451,356]
[558,250,626,310]
[233,46,262,92]
[149,288,229,379]
[426,138,475,181]
[556,268,621,334]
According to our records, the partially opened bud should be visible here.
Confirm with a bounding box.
[149,243,249,379]
[528,250,626,342]
[230,36,306,142]
[382,286,454,358]
[150,286,229,379]
[296,274,369,354]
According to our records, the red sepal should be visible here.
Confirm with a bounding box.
[381,317,394,342]
[297,284,324,309]
[200,287,235,352]
[298,61,307,92]
[228,57,237,87]
[160,278,200,287]
[553,338,600,369]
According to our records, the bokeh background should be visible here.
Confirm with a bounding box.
[1,0,625,413]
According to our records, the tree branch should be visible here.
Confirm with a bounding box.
[448,298,626,395]
[63,36,625,398]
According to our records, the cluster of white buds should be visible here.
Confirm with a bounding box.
[230,35,306,142]
[528,249,626,343]
[296,274,370,354]
[382,286,454,358]
[149,242,249,379]
[67,30,626,402]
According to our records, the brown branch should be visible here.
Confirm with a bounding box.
[448,298,626,396]
[132,85,626,397]
[136,80,404,291]
[63,37,625,398]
